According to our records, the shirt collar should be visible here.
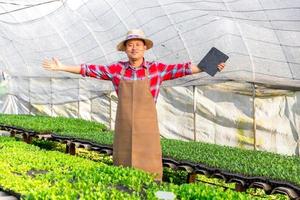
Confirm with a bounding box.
[125,58,149,70]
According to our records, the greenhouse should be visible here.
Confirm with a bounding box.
[0,0,299,199]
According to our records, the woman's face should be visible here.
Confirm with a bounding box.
[125,39,147,61]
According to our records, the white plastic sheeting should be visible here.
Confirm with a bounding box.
[0,0,299,155]
[157,83,300,156]
[1,77,299,156]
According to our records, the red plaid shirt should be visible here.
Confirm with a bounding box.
[80,59,192,102]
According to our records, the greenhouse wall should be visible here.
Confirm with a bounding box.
[0,76,299,156]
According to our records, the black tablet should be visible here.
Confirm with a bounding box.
[197,47,229,76]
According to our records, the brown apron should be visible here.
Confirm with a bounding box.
[113,66,163,181]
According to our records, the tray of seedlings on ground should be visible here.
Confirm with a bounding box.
[0,114,299,199]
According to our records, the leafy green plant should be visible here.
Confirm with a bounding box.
[0,137,262,199]
[1,114,300,188]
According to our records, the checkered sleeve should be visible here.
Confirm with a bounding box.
[158,61,192,81]
[80,64,113,80]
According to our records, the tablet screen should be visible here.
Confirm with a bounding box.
[197,47,229,76]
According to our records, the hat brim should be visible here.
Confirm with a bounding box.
[117,38,153,51]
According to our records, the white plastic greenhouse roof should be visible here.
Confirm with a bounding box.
[0,0,300,88]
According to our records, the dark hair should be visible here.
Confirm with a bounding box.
[124,39,145,46]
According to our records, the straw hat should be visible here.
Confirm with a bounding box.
[117,29,153,51]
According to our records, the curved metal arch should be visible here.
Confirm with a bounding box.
[257,0,294,79]
[102,0,129,30]
[0,5,30,74]
[156,0,193,61]
[221,0,256,82]
[42,10,78,64]
[0,0,65,25]
[68,2,110,64]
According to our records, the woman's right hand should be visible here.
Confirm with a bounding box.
[42,57,64,71]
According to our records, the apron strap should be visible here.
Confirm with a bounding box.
[144,67,149,80]
[144,61,150,80]
[120,65,126,80]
